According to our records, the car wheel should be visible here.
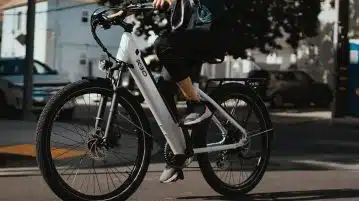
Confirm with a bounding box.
[271,93,284,108]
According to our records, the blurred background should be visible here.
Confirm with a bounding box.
[0,0,356,119]
[0,1,358,200]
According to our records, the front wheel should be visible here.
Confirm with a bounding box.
[36,78,152,201]
[195,83,273,197]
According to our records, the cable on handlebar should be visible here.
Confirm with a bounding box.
[90,2,171,64]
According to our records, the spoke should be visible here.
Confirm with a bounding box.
[207,94,268,189]
[242,107,253,128]
[52,143,84,160]
[107,166,123,183]
[115,111,152,138]
[54,124,86,140]
[93,162,102,194]
[85,166,91,194]
[248,129,273,139]
[68,122,88,142]
[59,154,87,175]
[109,150,136,166]
[70,155,86,186]
[103,161,113,193]
[78,159,90,193]
[92,160,96,195]
[53,132,83,144]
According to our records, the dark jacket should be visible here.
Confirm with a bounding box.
[197,0,224,23]
[170,0,225,31]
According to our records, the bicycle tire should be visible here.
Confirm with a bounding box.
[36,78,152,201]
[195,82,273,197]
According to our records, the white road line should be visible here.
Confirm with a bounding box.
[292,160,359,170]
[311,140,359,148]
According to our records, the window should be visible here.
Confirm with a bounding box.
[82,11,89,23]
[17,12,22,30]
[0,60,24,75]
[33,62,47,74]
[0,60,54,76]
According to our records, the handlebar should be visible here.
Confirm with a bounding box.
[91,2,171,62]
[92,2,170,29]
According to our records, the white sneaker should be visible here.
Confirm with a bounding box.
[159,165,184,183]
[182,100,212,126]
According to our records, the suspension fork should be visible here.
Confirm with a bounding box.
[94,96,108,134]
[93,69,122,145]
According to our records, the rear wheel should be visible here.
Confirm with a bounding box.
[36,79,152,201]
[195,83,273,196]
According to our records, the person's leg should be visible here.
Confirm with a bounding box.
[153,31,209,183]
[154,25,223,183]
[154,30,214,126]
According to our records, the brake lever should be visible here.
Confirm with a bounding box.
[91,10,110,28]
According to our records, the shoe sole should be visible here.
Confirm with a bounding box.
[160,172,179,183]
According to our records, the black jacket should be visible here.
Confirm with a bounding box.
[170,0,225,32]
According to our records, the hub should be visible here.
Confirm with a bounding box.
[87,137,107,161]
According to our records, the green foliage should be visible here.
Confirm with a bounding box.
[98,0,323,58]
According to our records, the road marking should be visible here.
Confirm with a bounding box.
[311,140,359,148]
[270,111,331,119]
[0,144,86,159]
[0,139,162,176]
[292,160,359,170]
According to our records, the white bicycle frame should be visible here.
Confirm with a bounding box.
[116,32,253,156]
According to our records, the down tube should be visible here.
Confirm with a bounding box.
[116,32,186,155]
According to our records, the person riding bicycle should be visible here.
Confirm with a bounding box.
[152,0,228,183]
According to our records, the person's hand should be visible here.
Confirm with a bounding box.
[153,0,174,9]
[107,10,125,19]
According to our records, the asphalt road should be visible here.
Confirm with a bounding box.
[1,106,359,200]
[0,170,359,201]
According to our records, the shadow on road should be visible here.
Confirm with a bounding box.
[177,189,359,201]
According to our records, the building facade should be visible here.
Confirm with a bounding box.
[1,0,151,82]
[1,0,358,83]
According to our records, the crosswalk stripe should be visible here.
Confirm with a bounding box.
[0,144,86,159]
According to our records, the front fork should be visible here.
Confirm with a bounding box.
[94,69,122,146]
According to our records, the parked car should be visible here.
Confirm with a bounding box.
[248,69,333,108]
[0,58,74,119]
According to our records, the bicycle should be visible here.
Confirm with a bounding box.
[36,2,274,201]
